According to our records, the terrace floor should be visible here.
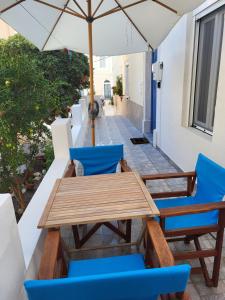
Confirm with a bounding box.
[62,102,225,299]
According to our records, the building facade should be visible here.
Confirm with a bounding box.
[114,52,152,134]
[0,20,15,39]
[155,0,225,170]
[93,56,123,99]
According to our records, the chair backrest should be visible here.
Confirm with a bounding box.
[24,264,190,300]
[69,145,124,176]
[195,153,225,203]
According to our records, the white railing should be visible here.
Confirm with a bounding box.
[0,100,88,300]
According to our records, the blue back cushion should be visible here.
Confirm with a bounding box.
[69,145,124,176]
[195,153,225,203]
[24,265,190,300]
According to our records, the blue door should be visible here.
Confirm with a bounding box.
[151,50,157,133]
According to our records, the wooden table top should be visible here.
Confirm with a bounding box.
[38,171,159,229]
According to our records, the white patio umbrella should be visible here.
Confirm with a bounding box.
[0,0,204,145]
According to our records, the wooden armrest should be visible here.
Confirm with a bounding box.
[147,220,191,300]
[120,159,132,172]
[38,230,61,279]
[64,161,76,178]
[146,219,174,267]
[160,201,225,218]
[142,171,196,182]
[147,220,190,300]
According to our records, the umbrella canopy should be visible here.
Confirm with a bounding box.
[0,0,205,145]
[1,0,204,55]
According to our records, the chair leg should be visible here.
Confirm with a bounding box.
[212,227,224,287]
[184,236,191,244]
[194,237,212,287]
[194,225,225,287]
[145,233,154,268]
[117,219,132,242]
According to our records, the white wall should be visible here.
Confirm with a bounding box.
[122,53,146,106]
[156,0,225,171]
[0,194,26,300]
[93,56,113,96]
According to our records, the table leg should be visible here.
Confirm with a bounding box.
[136,220,147,251]
[72,225,81,249]
[125,220,132,243]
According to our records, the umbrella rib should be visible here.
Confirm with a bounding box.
[34,0,86,20]
[19,2,65,48]
[113,0,153,50]
[73,0,87,18]
[92,0,104,18]
[152,0,177,14]
[41,0,70,51]
[94,6,120,20]
[0,0,25,14]
[94,0,148,21]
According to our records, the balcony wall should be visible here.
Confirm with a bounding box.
[0,100,88,300]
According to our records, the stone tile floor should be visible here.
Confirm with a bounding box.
[62,103,225,299]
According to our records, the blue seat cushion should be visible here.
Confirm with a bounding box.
[25,264,191,300]
[68,254,145,277]
[155,197,218,231]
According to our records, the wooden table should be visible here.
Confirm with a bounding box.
[38,171,159,250]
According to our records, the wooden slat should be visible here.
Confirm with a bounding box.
[174,249,217,260]
[133,172,159,215]
[160,201,225,218]
[48,202,149,217]
[151,191,189,199]
[141,171,196,181]
[45,210,152,227]
[38,179,61,228]
[38,172,158,228]
[165,225,219,237]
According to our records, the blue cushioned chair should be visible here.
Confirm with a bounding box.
[24,221,190,300]
[69,144,125,175]
[65,144,132,249]
[142,153,225,287]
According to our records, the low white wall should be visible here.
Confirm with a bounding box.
[71,100,88,146]
[0,194,26,300]
[19,158,69,270]
[0,101,88,300]
[156,0,225,171]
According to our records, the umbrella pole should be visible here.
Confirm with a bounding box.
[87,0,95,146]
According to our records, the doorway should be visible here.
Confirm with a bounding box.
[104,80,112,99]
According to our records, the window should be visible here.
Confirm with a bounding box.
[192,8,224,133]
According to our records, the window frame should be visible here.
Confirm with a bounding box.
[190,6,224,134]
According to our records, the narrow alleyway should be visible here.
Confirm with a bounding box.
[85,102,186,194]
